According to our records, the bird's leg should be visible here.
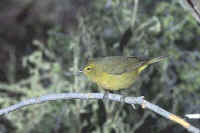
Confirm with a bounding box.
[103,91,109,101]
[119,90,126,103]
[97,86,110,102]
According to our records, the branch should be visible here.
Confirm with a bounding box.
[185,114,200,119]
[0,93,199,133]
[180,0,200,23]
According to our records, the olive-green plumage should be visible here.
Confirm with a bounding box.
[82,56,166,91]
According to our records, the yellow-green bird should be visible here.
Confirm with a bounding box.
[82,56,166,91]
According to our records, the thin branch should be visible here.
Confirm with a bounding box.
[185,114,200,119]
[180,0,200,23]
[0,93,199,133]
[131,0,139,28]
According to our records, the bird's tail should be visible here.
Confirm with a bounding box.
[147,56,168,65]
[137,56,167,74]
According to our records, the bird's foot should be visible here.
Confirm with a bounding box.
[119,95,126,103]
[103,92,109,101]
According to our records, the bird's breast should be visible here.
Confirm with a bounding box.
[96,71,138,91]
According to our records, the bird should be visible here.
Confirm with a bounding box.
[82,56,166,91]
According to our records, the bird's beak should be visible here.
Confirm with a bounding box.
[73,70,83,76]
[79,65,85,74]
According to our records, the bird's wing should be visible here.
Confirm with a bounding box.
[101,56,146,75]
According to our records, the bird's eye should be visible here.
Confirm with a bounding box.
[86,67,91,71]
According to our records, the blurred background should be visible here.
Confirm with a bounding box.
[0,0,200,132]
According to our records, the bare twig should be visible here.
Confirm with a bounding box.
[180,0,200,23]
[131,0,139,28]
[185,114,200,119]
[0,93,199,133]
